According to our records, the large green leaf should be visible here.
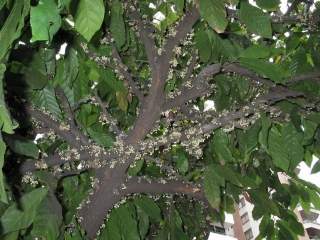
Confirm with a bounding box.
[195,28,212,62]
[86,123,114,148]
[134,196,162,222]
[239,2,272,38]
[6,138,39,159]
[256,0,280,11]
[30,194,63,240]
[239,58,287,83]
[268,124,304,171]
[100,202,140,240]
[0,187,48,235]
[238,120,261,162]
[31,86,62,119]
[30,0,61,42]
[199,0,228,33]
[239,45,271,59]
[110,0,126,49]
[0,0,30,60]
[203,165,224,209]
[211,129,234,163]
[74,0,105,41]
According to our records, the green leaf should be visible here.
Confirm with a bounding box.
[61,172,91,224]
[171,147,189,174]
[199,0,228,33]
[32,86,62,119]
[0,64,16,134]
[30,194,63,240]
[240,45,270,59]
[259,114,272,150]
[239,2,272,38]
[100,203,140,240]
[238,120,261,162]
[211,129,234,164]
[195,28,211,62]
[30,0,61,42]
[312,160,320,174]
[134,196,162,222]
[239,58,287,83]
[308,190,320,209]
[128,159,144,176]
[74,0,105,42]
[86,123,114,148]
[256,0,280,11]
[110,0,126,49]
[116,91,128,112]
[6,138,39,159]
[0,135,7,203]
[268,124,304,171]
[204,165,223,209]
[0,0,30,60]
[0,187,48,234]
[136,207,149,239]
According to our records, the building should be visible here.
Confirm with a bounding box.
[232,195,320,240]
[298,206,320,239]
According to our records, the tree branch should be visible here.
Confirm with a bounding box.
[28,107,81,149]
[93,91,123,136]
[128,4,157,69]
[55,87,90,146]
[163,64,222,110]
[125,177,204,200]
[222,63,274,87]
[103,35,144,102]
[161,6,200,67]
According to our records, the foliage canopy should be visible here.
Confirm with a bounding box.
[0,0,320,239]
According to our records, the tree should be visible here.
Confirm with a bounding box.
[0,0,320,239]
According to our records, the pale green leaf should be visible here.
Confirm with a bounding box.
[256,0,280,11]
[74,0,105,42]
[239,2,272,38]
[0,188,48,234]
[199,0,228,33]
[239,58,287,83]
[0,0,30,60]
[30,0,61,42]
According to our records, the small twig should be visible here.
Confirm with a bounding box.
[128,2,158,68]
[28,107,81,149]
[161,6,200,65]
[55,87,90,146]
[101,35,144,102]
[163,64,222,110]
[93,91,123,136]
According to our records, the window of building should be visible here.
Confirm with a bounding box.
[241,212,250,225]
[212,225,225,234]
[239,197,246,208]
[244,228,253,240]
